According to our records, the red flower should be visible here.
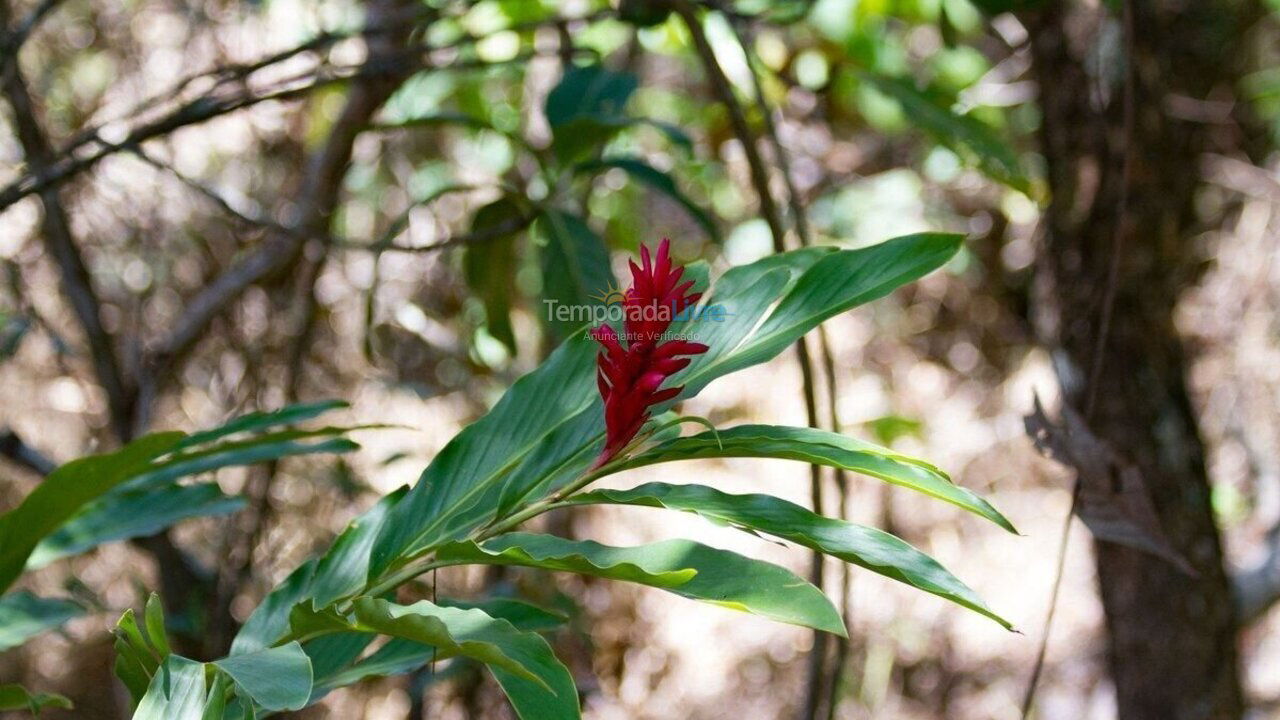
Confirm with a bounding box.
[591,239,708,466]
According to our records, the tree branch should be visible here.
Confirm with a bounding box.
[0,427,56,476]
[1,0,134,440]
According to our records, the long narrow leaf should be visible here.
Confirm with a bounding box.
[371,234,961,579]
[0,432,184,592]
[26,483,244,570]
[610,424,1015,532]
[565,482,1010,628]
[0,592,82,651]
[436,533,845,636]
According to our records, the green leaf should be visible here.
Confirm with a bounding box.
[114,610,156,705]
[0,404,357,593]
[143,593,172,659]
[352,598,580,720]
[0,684,73,715]
[212,642,313,712]
[307,487,406,610]
[26,483,244,570]
[176,400,348,449]
[310,597,567,696]
[862,74,1029,193]
[200,674,229,720]
[0,592,82,651]
[126,429,361,493]
[132,655,206,720]
[370,234,962,576]
[566,482,1010,628]
[545,65,636,126]
[230,560,317,655]
[0,432,184,593]
[437,533,845,636]
[673,233,966,399]
[464,198,526,355]
[612,425,1014,532]
[546,64,638,163]
[370,333,601,574]
[439,598,567,633]
[576,157,719,241]
[535,210,615,343]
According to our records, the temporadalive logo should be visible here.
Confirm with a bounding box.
[542,281,732,329]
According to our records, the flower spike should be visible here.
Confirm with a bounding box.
[591,239,708,466]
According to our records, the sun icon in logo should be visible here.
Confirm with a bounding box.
[590,280,627,306]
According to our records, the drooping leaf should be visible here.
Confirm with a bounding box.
[535,210,615,343]
[125,429,362,493]
[610,425,1015,532]
[565,482,1010,628]
[0,403,357,593]
[463,198,527,355]
[576,157,719,241]
[546,65,638,129]
[862,74,1030,193]
[0,684,73,714]
[311,597,567,696]
[212,642,313,712]
[26,483,244,570]
[0,592,82,651]
[352,598,580,720]
[131,655,207,720]
[0,432,184,593]
[436,533,845,636]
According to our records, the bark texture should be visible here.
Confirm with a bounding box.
[1025,1,1256,718]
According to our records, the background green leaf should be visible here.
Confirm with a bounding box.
[0,592,82,652]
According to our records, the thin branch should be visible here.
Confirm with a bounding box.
[673,4,834,718]
[1,0,134,440]
[0,428,56,476]
[0,0,65,68]
[0,8,610,217]
[335,214,535,254]
[1022,0,1135,715]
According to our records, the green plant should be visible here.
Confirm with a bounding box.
[116,233,1014,719]
[0,402,362,714]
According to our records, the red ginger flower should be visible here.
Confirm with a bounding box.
[591,239,708,466]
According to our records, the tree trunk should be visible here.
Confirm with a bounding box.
[1025,2,1255,717]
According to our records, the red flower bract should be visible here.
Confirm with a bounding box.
[591,239,708,466]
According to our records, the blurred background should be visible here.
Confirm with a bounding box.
[2,0,1279,718]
